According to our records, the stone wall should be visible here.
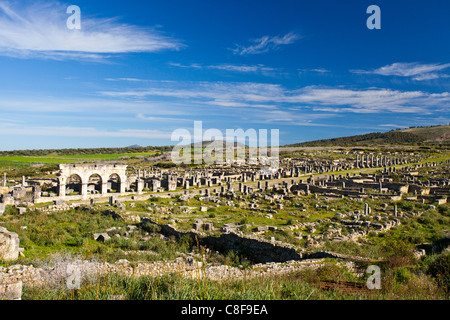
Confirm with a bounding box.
[141,218,303,263]
[0,257,330,294]
[203,232,303,263]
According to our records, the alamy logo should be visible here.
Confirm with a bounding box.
[366,265,381,290]
[66,264,81,290]
[67,5,81,30]
[367,5,381,30]
[171,121,280,171]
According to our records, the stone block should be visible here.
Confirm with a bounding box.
[0,227,20,262]
[94,233,111,242]
[0,281,22,300]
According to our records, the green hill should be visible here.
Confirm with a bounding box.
[286,125,450,147]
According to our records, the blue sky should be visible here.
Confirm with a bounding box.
[0,0,449,150]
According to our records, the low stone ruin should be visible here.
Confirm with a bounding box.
[0,227,20,262]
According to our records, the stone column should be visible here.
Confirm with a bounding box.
[81,183,88,199]
[120,180,126,194]
[364,203,370,215]
[2,173,6,187]
[101,183,108,195]
[58,182,66,198]
[136,179,144,194]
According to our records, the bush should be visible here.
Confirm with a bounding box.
[438,206,450,217]
[393,267,412,284]
[427,252,450,292]
[382,239,415,268]
[141,222,161,234]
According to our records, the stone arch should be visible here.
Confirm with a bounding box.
[57,163,128,198]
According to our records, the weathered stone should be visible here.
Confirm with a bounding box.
[0,281,22,300]
[0,227,20,262]
[94,233,111,242]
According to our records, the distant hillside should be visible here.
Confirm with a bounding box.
[0,146,169,157]
[190,140,247,149]
[286,125,450,147]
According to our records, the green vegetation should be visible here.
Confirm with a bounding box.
[286,125,449,147]
[0,207,193,265]
[0,146,168,157]
[21,259,447,300]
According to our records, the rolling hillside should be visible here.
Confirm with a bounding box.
[286,125,450,147]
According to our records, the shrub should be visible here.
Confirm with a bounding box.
[393,267,412,284]
[427,252,450,293]
[382,239,415,268]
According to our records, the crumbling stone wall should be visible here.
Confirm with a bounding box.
[141,218,302,263]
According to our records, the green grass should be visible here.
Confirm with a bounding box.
[0,152,158,165]
[0,156,73,164]
[21,258,448,300]
[0,206,193,265]
[37,152,158,160]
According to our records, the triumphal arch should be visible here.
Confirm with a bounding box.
[57,163,128,198]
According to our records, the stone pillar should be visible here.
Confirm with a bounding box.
[394,204,398,217]
[22,176,26,187]
[120,181,126,194]
[101,183,108,195]
[2,173,6,187]
[32,186,41,203]
[109,196,117,206]
[136,179,144,194]
[58,183,66,198]
[364,203,370,215]
[81,183,88,199]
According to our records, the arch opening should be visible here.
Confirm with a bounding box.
[66,174,82,195]
[88,174,102,195]
[108,174,121,193]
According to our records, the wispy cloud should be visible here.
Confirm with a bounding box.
[0,1,183,61]
[99,81,450,115]
[0,123,173,139]
[231,32,300,55]
[351,62,450,81]
[169,62,280,76]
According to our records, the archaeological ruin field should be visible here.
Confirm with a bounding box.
[1,126,450,301]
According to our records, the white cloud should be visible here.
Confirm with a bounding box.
[0,1,183,61]
[0,123,173,139]
[99,81,450,114]
[352,62,450,81]
[231,32,300,55]
[169,62,280,76]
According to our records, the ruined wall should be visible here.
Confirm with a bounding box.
[203,232,302,263]
[141,218,303,263]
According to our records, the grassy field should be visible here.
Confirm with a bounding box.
[1,199,449,300]
[0,152,159,170]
